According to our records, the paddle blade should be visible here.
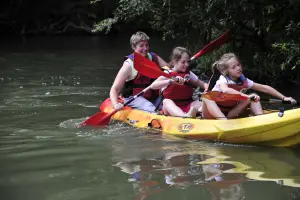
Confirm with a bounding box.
[202,91,248,101]
[79,109,118,127]
[191,30,231,60]
[134,52,172,79]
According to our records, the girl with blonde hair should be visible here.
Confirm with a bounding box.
[202,53,297,119]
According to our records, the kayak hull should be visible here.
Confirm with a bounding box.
[100,98,300,147]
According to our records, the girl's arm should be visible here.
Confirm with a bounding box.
[189,72,208,90]
[247,82,296,103]
[156,55,169,68]
[251,83,285,99]
[150,75,186,90]
[219,83,249,98]
[194,79,208,91]
[251,82,297,104]
[150,76,169,90]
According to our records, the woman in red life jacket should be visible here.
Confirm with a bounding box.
[202,53,297,119]
[110,31,169,113]
[150,47,208,118]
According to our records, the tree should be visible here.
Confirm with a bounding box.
[93,0,300,84]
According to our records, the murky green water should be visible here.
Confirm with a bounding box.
[1,36,300,200]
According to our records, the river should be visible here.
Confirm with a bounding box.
[1,36,300,200]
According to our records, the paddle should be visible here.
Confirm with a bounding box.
[201,91,248,101]
[190,29,231,60]
[134,52,195,88]
[134,29,231,79]
[134,52,172,79]
[263,98,299,105]
[78,85,152,127]
[202,91,299,105]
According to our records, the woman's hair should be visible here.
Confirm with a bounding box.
[169,47,191,68]
[212,53,239,76]
[130,31,150,47]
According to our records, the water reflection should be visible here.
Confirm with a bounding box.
[203,147,300,187]
[114,152,247,200]
[113,140,300,200]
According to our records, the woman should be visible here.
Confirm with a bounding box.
[110,31,169,112]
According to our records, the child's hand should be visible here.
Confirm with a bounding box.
[248,93,260,102]
[204,83,209,92]
[174,76,185,85]
[283,97,297,104]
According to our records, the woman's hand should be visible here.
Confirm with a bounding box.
[248,93,260,102]
[113,102,124,110]
[283,97,297,104]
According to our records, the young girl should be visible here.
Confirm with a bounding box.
[202,53,297,119]
[110,31,169,113]
[150,47,208,118]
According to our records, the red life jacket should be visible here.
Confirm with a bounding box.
[163,71,194,106]
[216,75,249,111]
[122,52,159,100]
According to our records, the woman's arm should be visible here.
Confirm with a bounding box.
[110,61,132,107]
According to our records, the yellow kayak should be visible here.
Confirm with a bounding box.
[100,98,300,147]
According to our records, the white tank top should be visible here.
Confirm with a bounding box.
[125,53,154,81]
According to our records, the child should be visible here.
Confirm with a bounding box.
[202,53,297,119]
[110,31,169,113]
[150,47,208,118]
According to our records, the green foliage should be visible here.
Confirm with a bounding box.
[93,0,154,33]
[94,0,300,84]
[273,42,300,70]
[192,44,232,80]
[271,21,300,75]
[90,0,102,4]
[93,17,118,33]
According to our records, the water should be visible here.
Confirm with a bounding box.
[1,36,300,200]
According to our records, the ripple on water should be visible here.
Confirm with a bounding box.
[59,117,143,137]
[59,118,84,129]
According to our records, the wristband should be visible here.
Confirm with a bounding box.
[168,79,173,85]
